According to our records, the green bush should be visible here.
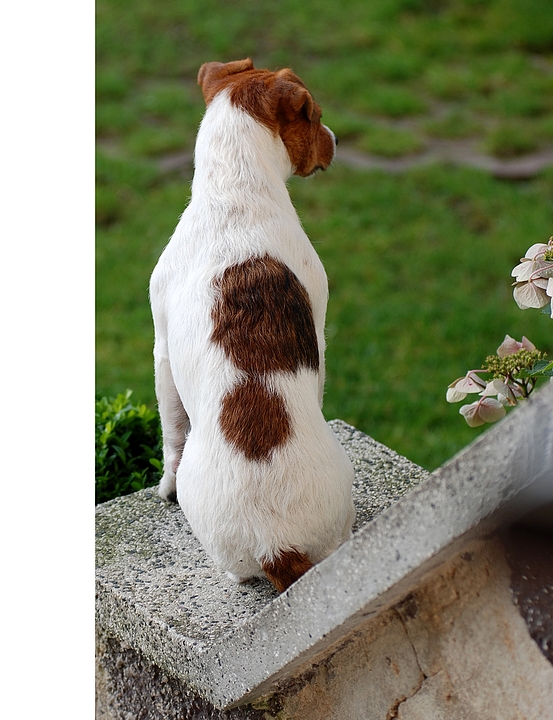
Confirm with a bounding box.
[95,390,162,504]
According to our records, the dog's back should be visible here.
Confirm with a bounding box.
[150,59,355,592]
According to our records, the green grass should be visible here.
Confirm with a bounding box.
[97,0,553,160]
[424,110,483,139]
[483,121,538,157]
[96,0,553,471]
[357,123,425,157]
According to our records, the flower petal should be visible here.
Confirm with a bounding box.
[524,243,549,260]
[480,379,512,399]
[539,264,553,279]
[478,397,507,423]
[459,402,486,427]
[511,259,534,281]
[446,387,467,403]
[511,259,550,281]
[513,281,549,309]
[453,373,487,394]
[521,336,536,352]
[497,334,521,357]
[511,258,532,280]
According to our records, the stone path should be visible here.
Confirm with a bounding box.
[155,140,553,180]
[336,140,553,180]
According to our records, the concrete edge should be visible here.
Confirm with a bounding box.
[95,383,552,709]
[202,383,553,707]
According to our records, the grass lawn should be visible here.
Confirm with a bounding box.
[96,0,553,470]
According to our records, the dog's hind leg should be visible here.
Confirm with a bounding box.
[155,355,190,502]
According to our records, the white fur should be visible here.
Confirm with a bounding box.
[150,90,355,581]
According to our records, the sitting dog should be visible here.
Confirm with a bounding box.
[150,58,355,593]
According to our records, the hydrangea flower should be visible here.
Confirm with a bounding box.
[459,397,506,428]
[447,237,551,430]
[496,334,535,357]
[512,238,553,316]
[446,371,486,402]
[447,335,545,427]
[480,378,519,406]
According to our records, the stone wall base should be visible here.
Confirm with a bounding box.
[96,630,268,720]
[96,536,553,720]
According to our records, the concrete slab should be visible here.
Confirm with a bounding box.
[268,537,553,720]
[96,383,553,709]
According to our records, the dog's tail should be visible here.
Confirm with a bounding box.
[261,549,313,593]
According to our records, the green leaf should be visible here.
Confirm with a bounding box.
[112,445,127,462]
[95,390,162,504]
[518,360,553,378]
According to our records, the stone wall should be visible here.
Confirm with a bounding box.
[247,537,553,720]
[96,384,553,719]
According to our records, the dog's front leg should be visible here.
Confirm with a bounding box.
[155,355,190,502]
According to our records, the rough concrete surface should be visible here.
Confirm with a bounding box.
[255,607,424,720]
[395,538,553,720]
[96,383,553,716]
[96,418,429,708]
[254,538,553,720]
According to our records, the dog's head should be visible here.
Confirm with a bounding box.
[197,59,336,177]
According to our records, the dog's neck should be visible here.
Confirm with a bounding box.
[191,91,295,210]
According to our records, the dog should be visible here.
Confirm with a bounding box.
[150,59,355,593]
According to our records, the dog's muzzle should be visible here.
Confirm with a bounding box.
[324,125,338,146]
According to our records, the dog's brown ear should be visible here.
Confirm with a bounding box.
[198,59,255,104]
[277,81,316,122]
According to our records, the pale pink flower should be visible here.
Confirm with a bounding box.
[512,238,553,312]
[521,242,551,260]
[496,334,536,357]
[459,397,507,427]
[513,277,550,310]
[512,241,552,273]
[446,372,486,403]
[480,379,518,406]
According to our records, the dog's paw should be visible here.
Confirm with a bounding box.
[158,471,177,502]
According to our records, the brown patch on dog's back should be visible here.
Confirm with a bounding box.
[262,549,313,593]
[212,255,319,375]
[219,378,291,462]
[212,255,319,462]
